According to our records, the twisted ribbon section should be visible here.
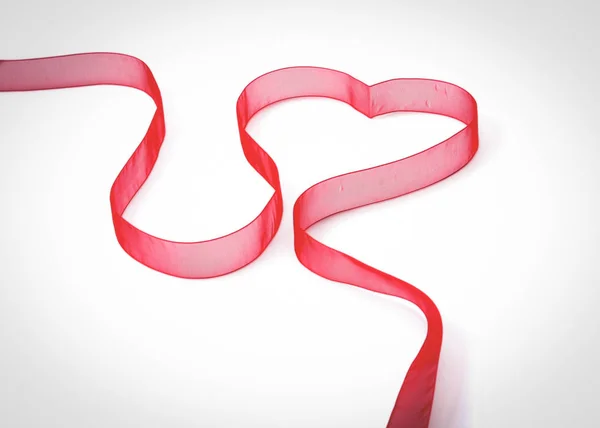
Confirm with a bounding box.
[0,53,478,428]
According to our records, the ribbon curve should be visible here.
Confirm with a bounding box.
[0,53,478,428]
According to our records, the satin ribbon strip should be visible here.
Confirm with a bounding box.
[0,53,478,428]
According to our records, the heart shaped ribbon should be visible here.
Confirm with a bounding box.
[0,53,478,428]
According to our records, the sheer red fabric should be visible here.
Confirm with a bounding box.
[0,53,478,428]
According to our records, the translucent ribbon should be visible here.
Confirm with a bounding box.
[0,53,478,428]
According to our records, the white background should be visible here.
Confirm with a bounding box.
[0,1,599,427]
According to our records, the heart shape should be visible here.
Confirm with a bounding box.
[0,53,478,428]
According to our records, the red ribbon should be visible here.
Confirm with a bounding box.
[0,53,478,428]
